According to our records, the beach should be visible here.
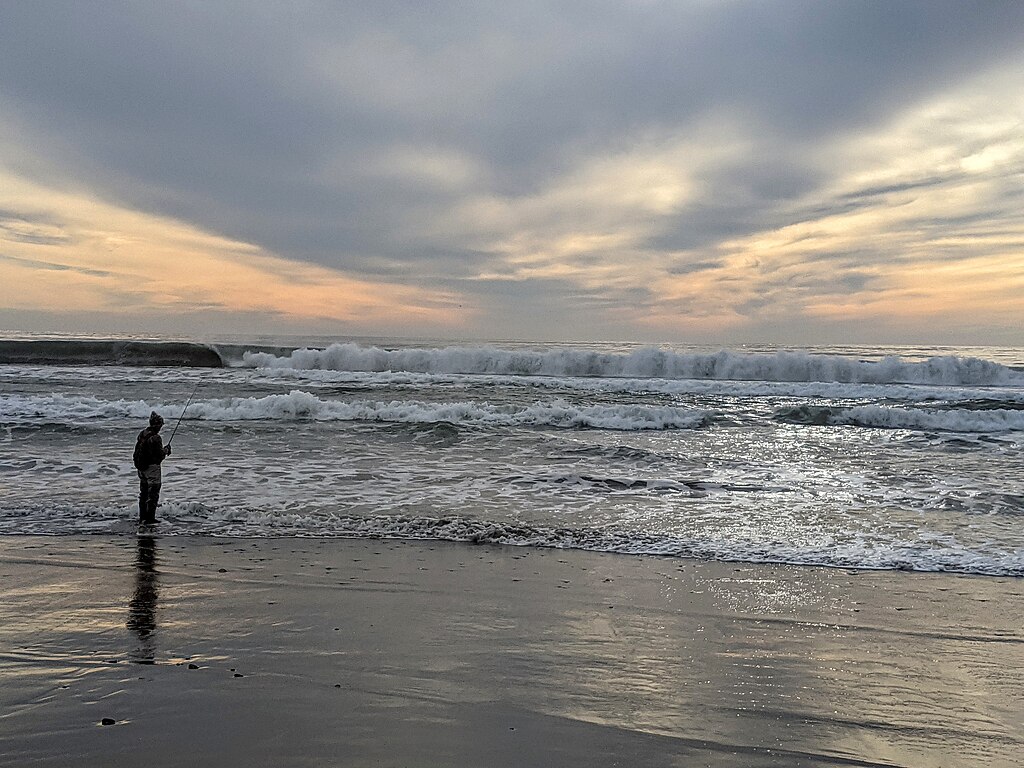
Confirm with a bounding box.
[1,535,1021,767]
[4,0,1024,762]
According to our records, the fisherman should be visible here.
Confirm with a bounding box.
[133,411,171,525]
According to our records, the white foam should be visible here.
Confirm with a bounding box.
[2,505,1020,576]
[777,404,1024,433]
[249,366,1024,405]
[0,393,156,422]
[243,343,1021,386]
[0,391,712,431]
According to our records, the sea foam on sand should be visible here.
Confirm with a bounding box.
[0,536,1021,767]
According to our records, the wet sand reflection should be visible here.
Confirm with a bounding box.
[126,535,159,664]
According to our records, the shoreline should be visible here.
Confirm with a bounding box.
[1,535,1022,767]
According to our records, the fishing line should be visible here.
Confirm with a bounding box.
[167,382,200,446]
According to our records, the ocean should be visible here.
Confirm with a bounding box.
[1,335,1022,576]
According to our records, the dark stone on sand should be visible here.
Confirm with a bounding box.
[233,673,244,678]
[218,568,227,573]
[188,663,199,670]
[100,718,116,726]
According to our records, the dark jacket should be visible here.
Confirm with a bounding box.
[134,427,166,469]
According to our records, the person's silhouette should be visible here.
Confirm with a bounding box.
[133,411,172,525]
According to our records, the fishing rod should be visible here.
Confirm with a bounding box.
[167,383,199,446]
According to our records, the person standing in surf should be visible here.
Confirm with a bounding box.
[133,412,171,525]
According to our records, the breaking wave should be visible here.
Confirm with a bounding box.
[243,343,1020,386]
[0,391,712,431]
[0,339,224,367]
[775,404,1024,433]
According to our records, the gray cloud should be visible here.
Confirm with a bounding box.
[0,210,72,245]
[1,1,1023,341]
[0,253,111,278]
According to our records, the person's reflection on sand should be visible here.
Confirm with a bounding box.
[127,535,159,664]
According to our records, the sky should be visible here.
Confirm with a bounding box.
[1,1,1022,345]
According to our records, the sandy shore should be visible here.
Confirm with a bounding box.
[0,535,1021,767]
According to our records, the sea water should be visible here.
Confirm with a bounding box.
[1,335,1022,576]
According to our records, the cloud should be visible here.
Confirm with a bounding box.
[668,65,1024,340]
[0,2,1022,342]
[0,211,73,246]
[0,253,113,278]
[0,170,464,335]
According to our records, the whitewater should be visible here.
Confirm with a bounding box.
[1,336,1022,576]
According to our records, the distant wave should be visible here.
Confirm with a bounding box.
[775,404,1024,433]
[243,342,1018,386]
[0,339,223,367]
[0,391,712,431]
[250,367,1024,405]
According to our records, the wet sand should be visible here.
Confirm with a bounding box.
[0,535,1021,767]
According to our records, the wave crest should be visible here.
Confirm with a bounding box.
[775,404,1024,433]
[0,339,223,367]
[0,391,712,431]
[243,343,1018,386]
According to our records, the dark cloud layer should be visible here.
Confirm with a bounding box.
[1,1,1023,341]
